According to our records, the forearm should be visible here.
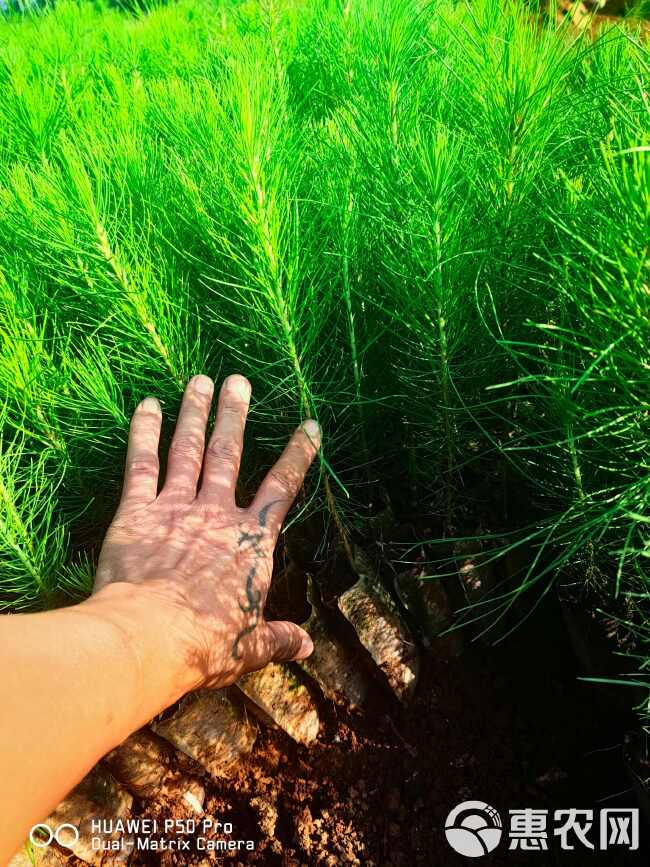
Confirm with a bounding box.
[0,584,193,863]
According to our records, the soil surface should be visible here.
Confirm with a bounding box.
[53,591,647,866]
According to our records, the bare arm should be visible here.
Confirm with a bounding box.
[0,373,319,863]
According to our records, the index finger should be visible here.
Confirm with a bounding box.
[248,420,321,537]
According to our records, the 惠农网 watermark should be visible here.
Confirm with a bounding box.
[445,800,640,858]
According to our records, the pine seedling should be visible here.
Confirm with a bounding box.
[196,40,353,537]
[473,68,649,637]
[0,270,69,462]
[0,425,80,611]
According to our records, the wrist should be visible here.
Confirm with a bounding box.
[78,582,200,722]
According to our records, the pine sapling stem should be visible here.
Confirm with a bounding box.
[434,216,455,533]
[341,190,371,495]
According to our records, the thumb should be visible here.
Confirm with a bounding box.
[263,620,314,663]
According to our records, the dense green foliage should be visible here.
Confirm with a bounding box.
[0,0,648,719]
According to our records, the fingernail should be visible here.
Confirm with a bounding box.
[140,397,160,413]
[296,634,314,660]
[301,419,321,445]
[192,374,213,396]
[227,374,252,400]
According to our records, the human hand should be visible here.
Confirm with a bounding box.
[91,374,319,698]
